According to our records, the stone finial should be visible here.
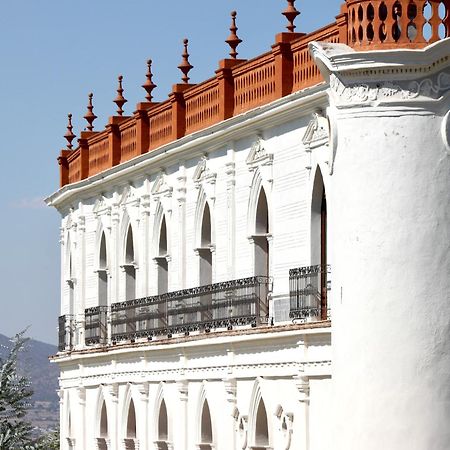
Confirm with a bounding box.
[142,59,157,102]
[178,38,193,84]
[114,75,127,116]
[225,11,242,59]
[282,0,300,33]
[64,113,76,149]
[83,93,97,131]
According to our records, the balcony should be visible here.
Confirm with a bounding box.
[289,265,330,322]
[58,314,74,351]
[111,276,271,342]
[85,306,108,346]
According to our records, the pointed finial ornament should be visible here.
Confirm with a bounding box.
[64,113,76,149]
[83,93,97,131]
[282,0,300,33]
[142,59,157,102]
[114,75,127,116]
[225,11,242,59]
[178,38,193,84]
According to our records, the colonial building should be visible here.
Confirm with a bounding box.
[46,1,450,449]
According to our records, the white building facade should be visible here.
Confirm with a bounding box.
[46,1,450,449]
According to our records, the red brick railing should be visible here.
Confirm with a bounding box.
[57,0,449,187]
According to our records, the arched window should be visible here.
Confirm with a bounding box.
[254,398,269,449]
[156,216,169,295]
[97,401,108,450]
[68,252,75,315]
[311,168,328,320]
[124,226,136,301]
[156,399,169,450]
[199,399,213,449]
[253,188,269,278]
[98,233,108,307]
[125,399,137,450]
[198,203,213,286]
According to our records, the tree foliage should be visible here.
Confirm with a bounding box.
[0,331,36,450]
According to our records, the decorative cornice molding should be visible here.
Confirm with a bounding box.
[329,70,450,107]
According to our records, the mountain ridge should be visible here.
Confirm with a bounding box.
[0,332,59,431]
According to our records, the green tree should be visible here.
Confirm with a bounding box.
[34,427,59,450]
[0,332,35,450]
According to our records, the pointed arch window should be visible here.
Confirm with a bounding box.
[97,401,108,450]
[98,233,108,307]
[155,398,169,450]
[252,188,269,278]
[155,216,169,295]
[196,202,214,286]
[311,168,328,320]
[124,399,137,450]
[253,398,269,449]
[123,226,136,301]
[199,399,213,450]
[67,252,75,315]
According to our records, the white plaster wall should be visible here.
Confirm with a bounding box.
[57,99,329,332]
[57,328,331,450]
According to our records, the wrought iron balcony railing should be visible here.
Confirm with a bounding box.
[58,314,74,351]
[111,276,272,342]
[85,306,108,346]
[289,265,330,322]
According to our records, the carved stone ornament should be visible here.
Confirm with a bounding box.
[119,184,140,207]
[193,156,217,186]
[280,412,294,450]
[237,414,248,450]
[152,172,173,198]
[193,156,217,201]
[246,135,273,170]
[302,111,329,150]
[330,70,450,107]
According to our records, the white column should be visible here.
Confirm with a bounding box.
[224,378,237,450]
[106,383,119,450]
[176,380,188,450]
[177,164,187,290]
[75,386,86,450]
[137,382,149,450]
[225,146,236,280]
[141,187,151,296]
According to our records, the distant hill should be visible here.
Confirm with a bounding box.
[0,333,59,432]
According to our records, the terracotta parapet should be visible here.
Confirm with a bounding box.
[77,135,92,180]
[216,59,246,121]
[134,102,158,156]
[232,51,277,114]
[57,1,450,188]
[58,150,71,187]
[335,9,348,46]
[170,83,195,140]
[148,100,174,150]
[345,0,449,50]
[118,118,138,164]
[272,33,304,98]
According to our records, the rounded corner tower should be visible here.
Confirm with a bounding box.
[312,0,450,448]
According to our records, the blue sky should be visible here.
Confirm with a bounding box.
[0,0,342,344]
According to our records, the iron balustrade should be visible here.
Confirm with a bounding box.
[85,306,108,345]
[289,265,330,321]
[58,314,74,351]
[111,276,271,342]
